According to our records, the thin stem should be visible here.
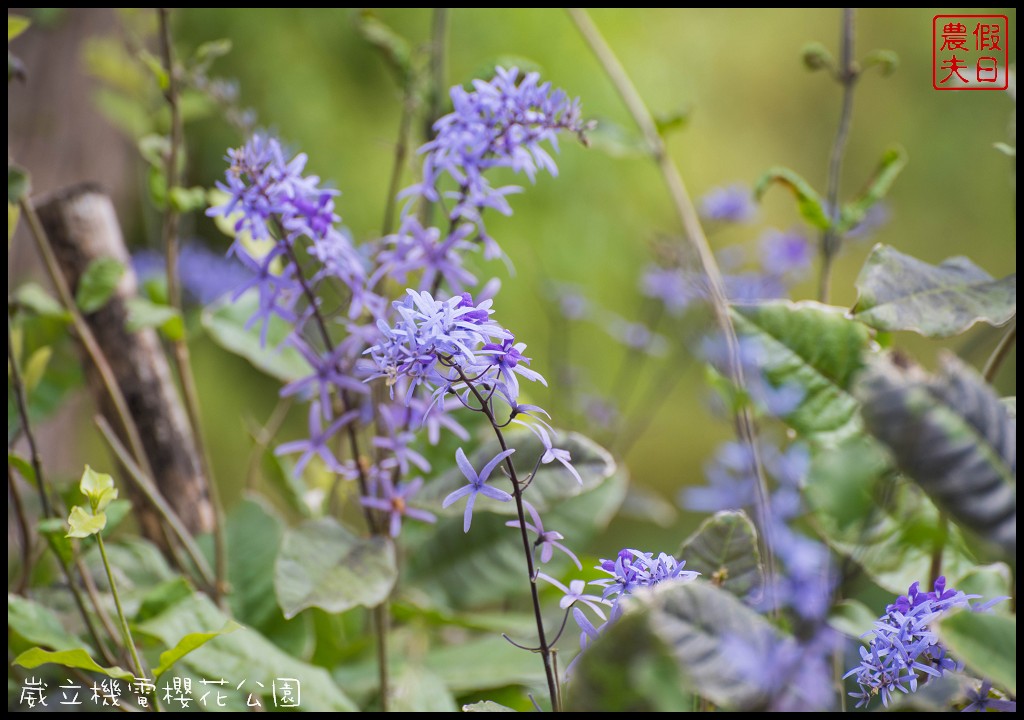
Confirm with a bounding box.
[373,601,390,711]
[97,533,146,679]
[419,7,449,230]
[20,197,157,483]
[983,319,1016,382]
[75,553,123,661]
[8,463,33,593]
[158,6,228,605]
[95,415,217,591]
[454,366,560,711]
[818,8,858,304]
[567,8,778,603]
[8,321,52,517]
[929,511,949,588]
[382,94,416,237]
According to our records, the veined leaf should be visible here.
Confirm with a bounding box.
[152,622,241,678]
[936,610,1015,695]
[856,353,1015,555]
[13,647,133,681]
[679,510,763,598]
[852,244,1016,337]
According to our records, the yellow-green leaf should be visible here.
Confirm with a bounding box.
[8,15,30,42]
[153,621,242,678]
[67,506,107,539]
[13,647,133,681]
[22,346,52,394]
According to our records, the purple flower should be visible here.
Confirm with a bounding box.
[962,681,1016,713]
[132,243,255,305]
[506,501,581,568]
[758,229,812,279]
[537,572,608,617]
[640,265,701,316]
[360,475,436,538]
[478,337,546,402]
[591,548,699,607]
[699,184,757,223]
[275,402,358,477]
[442,447,515,532]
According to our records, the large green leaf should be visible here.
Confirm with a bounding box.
[223,497,286,628]
[567,582,793,711]
[679,510,762,598]
[152,622,241,678]
[134,593,357,711]
[417,429,616,517]
[731,300,872,444]
[936,611,1016,695]
[12,647,133,681]
[201,289,311,383]
[408,456,626,609]
[390,666,458,712]
[7,594,87,652]
[274,517,396,619]
[856,353,1015,555]
[852,245,1016,337]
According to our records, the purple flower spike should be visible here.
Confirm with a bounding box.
[442,447,515,532]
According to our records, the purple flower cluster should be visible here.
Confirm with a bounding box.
[132,242,254,305]
[844,577,978,708]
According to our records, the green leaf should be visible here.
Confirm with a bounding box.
[862,49,899,76]
[425,636,542,694]
[936,611,1016,695]
[193,38,232,66]
[223,498,286,628]
[654,107,692,137]
[125,296,184,341]
[134,578,195,623]
[13,282,68,319]
[8,163,29,204]
[408,458,626,609]
[12,647,133,681]
[75,257,125,313]
[8,201,18,242]
[954,564,1015,616]
[754,166,830,229]
[274,518,396,619]
[138,49,168,91]
[8,452,36,485]
[8,15,30,41]
[7,594,87,652]
[135,593,357,710]
[852,244,1016,337]
[22,346,52,394]
[152,621,241,678]
[619,485,677,527]
[679,510,763,598]
[66,505,106,538]
[731,301,872,444]
[168,186,208,214]
[567,582,786,711]
[137,134,169,167]
[100,498,132,537]
[464,700,518,712]
[80,465,117,512]
[355,10,412,84]
[840,146,906,231]
[418,430,616,517]
[856,353,1015,555]
[201,290,311,382]
[828,598,878,640]
[391,666,458,713]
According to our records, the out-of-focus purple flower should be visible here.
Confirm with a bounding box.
[845,202,890,241]
[699,184,758,224]
[442,447,515,532]
[132,243,255,305]
[758,229,812,279]
[507,501,581,568]
[962,681,1017,713]
[548,282,590,321]
[640,265,701,316]
[606,318,669,356]
[275,402,358,477]
[723,271,788,303]
[360,475,436,538]
[844,577,986,709]
[684,441,758,512]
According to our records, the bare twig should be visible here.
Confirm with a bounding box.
[983,319,1016,383]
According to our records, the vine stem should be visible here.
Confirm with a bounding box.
[818,7,858,304]
[20,198,158,485]
[158,6,228,605]
[982,319,1016,382]
[454,366,561,711]
[97,533,146,679]
[567,8,778,605]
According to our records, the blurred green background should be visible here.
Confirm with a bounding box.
[9,8,1017,554]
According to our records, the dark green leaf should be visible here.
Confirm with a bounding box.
[936,611,1015,695]
[731,301,872,443]
[679,510,763,598]
[418,429,616,517]
[840,145,906,231]
[201,290,311,382]
[464,700,518,712]
[75,257,125,313]
[134,578,194,623]
[852,244,1016,337]
[125,296,184,340]
[135,593,357,711]
[274,517,396,619]
[224,498,285,628]
[12,647,133,680]
[856,353,1015,555]
[152,621,241,678]
[356,10,412,84]
[7,594,87,652]
[754,166,830,229]
[8,163,29,203]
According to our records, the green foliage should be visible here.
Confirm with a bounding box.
[274,517,397,619]
[679,510,763,597]
[464,700,519,712]
[151,621,241,678]
[7,594,88,653]
[853,244,1016,337]
[125,296,185,340]
[75,257,125,314]
[12,647,134,681]
[8,15,30,41]
[936,611,1016,695]
[754,166,830,229]
[840,146,906,231]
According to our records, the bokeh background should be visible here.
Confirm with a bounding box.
[9,8,1017,554]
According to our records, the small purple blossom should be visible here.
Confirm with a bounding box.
[537,572,608,618]
[442,447,515,532]
[275,402,358,477]
[591,548,699,608]
[506,501,581,569]
[699,184,757,223]
[758,228,812,278]
[360,475,436,538]
[962,681,1016,713]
